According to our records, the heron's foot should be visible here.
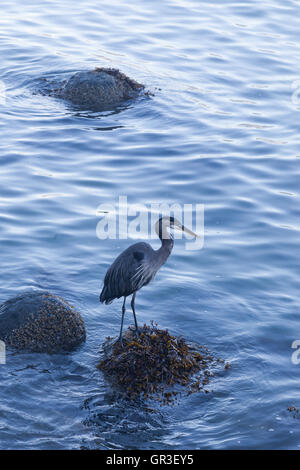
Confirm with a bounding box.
[115,336,124,348]
[129,325,139,339]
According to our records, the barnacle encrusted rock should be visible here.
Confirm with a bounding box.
[0,290,86,353]
[40,67,145,110]
[97,323,225,404]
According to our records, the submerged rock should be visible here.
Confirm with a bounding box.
[0,290,86,353]
[40,67,145,110]
[97,323,226,404]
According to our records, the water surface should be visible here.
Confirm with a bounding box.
[1,0,300,449]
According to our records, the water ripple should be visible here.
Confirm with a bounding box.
[1,0,300,450]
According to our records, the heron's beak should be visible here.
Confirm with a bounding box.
[174,221,200,238]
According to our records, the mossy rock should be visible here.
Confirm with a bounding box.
[0,290,86,353]
[98,323,225,404]
[40,67,145,110]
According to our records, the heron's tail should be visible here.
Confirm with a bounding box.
[99,286,114,305]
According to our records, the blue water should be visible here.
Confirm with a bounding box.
[1,0,300,450]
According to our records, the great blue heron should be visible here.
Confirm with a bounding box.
[100,216,199,345]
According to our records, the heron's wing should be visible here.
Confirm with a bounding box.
[100,243,154,302]
[130,250,155,291]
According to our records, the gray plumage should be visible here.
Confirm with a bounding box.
[99,216,198,345]
[100,241,172,304]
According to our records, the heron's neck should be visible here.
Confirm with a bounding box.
[157,233,174,264]
[154,220,174,262]
[160,235,173,252]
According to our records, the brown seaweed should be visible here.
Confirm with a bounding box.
[97,322,227,405]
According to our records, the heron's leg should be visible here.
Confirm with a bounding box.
[118,296,126,346]
[131,292,139,338]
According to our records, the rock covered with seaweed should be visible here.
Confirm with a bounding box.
[0,290,86,353]
[38,67,145,110]
[97,323,227,405]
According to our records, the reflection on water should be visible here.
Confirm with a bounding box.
[1,0,300,450]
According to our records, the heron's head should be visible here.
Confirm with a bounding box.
[155,216,199,240]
